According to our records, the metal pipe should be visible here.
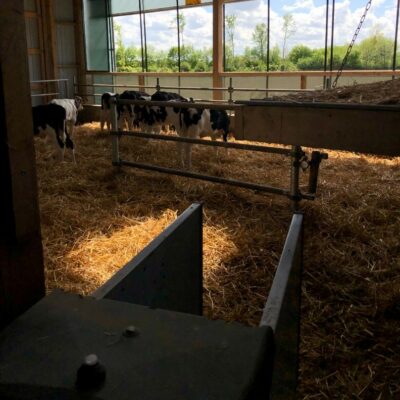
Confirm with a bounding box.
[267,0,270,73]
[176,0,181,73]
[143,4,148,72]
[118,160,291,197]
[115,98,241,110]
[223,3,226,72]
[329,0,336,84]
[323,0,330,89]
[73,83,314,93]
[110,97,120,163]
[30,79,69,84]
[31,92,60,97]
[290,145,303,211]
[139,0,145,73]
[113,131,292,155]
[393,0,400,75]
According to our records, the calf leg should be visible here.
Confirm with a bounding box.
[100,110,105,131]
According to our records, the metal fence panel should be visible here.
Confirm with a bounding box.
[93,203,203,315]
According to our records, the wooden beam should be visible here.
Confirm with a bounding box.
[212,0,223,101]
[0,0,45,329]
[73,0,87,97]
[239,102,400,157]
[40,0,58,80]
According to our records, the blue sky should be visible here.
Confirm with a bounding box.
[115,0,399,54]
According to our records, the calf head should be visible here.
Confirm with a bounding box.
[74,96,84,111]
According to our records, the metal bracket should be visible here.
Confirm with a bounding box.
[307,151,328,195]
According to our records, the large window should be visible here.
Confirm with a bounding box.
[111,0,212,72]
[83,0,400,73]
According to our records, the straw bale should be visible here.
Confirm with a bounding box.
[34,106,400,398]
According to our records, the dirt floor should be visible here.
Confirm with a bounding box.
[35,82,400,399]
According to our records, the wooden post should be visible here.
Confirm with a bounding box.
[213,0,223,101]
[138,74,145,92]
[40,0,58,80]
[0,0,45,329]
[300,75,307,90]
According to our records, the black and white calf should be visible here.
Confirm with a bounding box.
[117,90,151,131]
[100,92,115,132]
[136,91,192,134]
[177,107,230,169]
[50,96,83,138]
[32,103,75,162]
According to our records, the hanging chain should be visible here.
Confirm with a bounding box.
[332,0,372,88]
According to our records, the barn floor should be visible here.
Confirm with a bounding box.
[35,123,400,399]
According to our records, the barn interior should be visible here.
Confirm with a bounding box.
[1,0,400,399]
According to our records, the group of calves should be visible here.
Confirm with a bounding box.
[101,90,231,168]
[32,90,231,169]
[32,97,83,163]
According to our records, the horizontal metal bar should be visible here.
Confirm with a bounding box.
[231,88,315,93]
[115,98,240,110]
[30,92,60,97]
[115,131,292,155]
[117,160,290,197]
[75,83,154,90]
[74,83,314,94]
[30,79,68,84]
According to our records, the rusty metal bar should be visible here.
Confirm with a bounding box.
[115,131,292,155]
[117,160,291,197]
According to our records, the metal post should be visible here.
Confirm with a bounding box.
[329,0,336,87]
[139,0,145,73]
[266,0,270,93]
[156,77,161,92]
[176,0,181,73]
[393,0,400,77]
[110,96,120,165]
[228,77,233,103]
[64,79,69,98]
[323,0,330,89]
[290,146,302,211]
[73,75,77,96]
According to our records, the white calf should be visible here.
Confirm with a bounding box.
[50,96,83,138]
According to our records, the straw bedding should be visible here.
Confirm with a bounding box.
[35,80,399,399]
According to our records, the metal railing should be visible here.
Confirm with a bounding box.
[74,77,315,104]
[30,78,69,100]
[260,212,304,399]
[109,97,326,210]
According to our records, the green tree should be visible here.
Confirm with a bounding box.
[225,14,237,70]
[288,45,313,64]
[358,28,393,69]
[252,23,268,62]
[282,13,296,60]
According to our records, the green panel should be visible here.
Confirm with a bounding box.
[110,0,139,14]
[110,0,212,15]
[83,0,110,71]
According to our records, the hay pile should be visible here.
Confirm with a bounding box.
[276,78,400,105]
[35,110,399,398]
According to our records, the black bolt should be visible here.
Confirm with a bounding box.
[124,325,138,337]
[76,354,106,391]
